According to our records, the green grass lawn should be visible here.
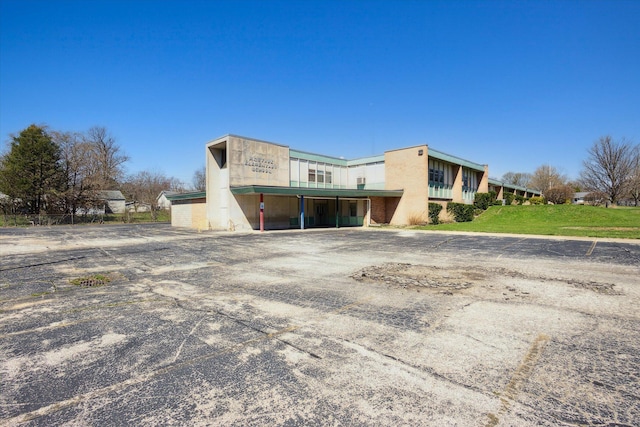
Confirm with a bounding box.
[424,205,640,239]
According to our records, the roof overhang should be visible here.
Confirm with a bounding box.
[166,191,206,201]
[230,185,403,198]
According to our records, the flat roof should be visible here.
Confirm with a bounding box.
[428,147,486,172]
[230,185,403,198]
[166,191,206,201]
[488,178,540,194]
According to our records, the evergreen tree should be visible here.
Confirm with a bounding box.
[0,125,66,214]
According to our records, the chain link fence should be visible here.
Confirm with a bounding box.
[1,211,170,227]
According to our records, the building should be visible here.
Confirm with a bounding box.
[157,190,180,210]
[168,134,539,230]
[76,190,126,215]
[572,192,589,204]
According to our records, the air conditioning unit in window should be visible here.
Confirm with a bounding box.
[357,177,366,185]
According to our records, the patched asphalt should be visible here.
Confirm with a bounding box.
[1,224,639,426]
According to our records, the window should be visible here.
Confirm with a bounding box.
[349,202,357,217]
[308,169,316,182]
[429,159,446,186]
[326,171,332,184]
[317,170,324,183]
[429,168,444,185]
[462,168,477,191]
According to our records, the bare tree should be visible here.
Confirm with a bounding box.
[530,164,567,195]
[626,146,640,206]
[84,126,129,189]
[52,131,101,221]
[192,166,206,191]
[501,171,532,188]
[579,136,637,206]
[584,191,608,206]
[122,170,183,221]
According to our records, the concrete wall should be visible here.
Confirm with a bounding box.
[171,198,207,229]
[206,137,229,230]
[228,136,289,187]
[207,135,290,230]
[384,145,429,225]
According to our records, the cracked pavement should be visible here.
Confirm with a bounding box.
[1,224,639,426]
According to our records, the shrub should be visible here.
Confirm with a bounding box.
[545,185,574,205]
[474,191,497,211]
[515,195,527,205]
[407,212,426,225]
[529,196,545,205]
[504,193,515,206]
[446,202,475,222]
[428,203,442,224]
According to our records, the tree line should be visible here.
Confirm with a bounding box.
[0,124,205,222]
[501,136,640,206]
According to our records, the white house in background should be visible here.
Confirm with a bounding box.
[97,190,126,213]
[75,190,126,215]
[572,192,589,204]
[156,191,180,210]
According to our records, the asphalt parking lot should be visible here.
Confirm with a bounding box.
[1,224,639,426]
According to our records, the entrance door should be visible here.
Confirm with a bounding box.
[315,200,329,226]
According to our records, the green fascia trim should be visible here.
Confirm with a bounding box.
[289,149,348,166]
[428,148,485,171]
[289,149,385,167]
[487,178,541,195]
[346,155,385,166]
[166,191,206,201]
[231,185,403,198]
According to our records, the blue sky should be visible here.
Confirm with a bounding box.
[1,0,638,185]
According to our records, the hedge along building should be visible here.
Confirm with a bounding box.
[169,134,534,231]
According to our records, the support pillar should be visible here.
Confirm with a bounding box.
[300,196,305,230]
[259,193,264,232]
[335,196,339,228]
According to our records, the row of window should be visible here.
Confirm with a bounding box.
[462,169,478,190]
[429,159,451,186]
[308,169,333,184]
[429,160,479,192]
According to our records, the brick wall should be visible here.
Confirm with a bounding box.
[370,197,387,224]
[384,146,429,225]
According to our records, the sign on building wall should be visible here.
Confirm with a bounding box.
[229,137,290,187]
[244,156,277,174]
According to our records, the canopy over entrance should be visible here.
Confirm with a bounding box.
[230,185,403,198]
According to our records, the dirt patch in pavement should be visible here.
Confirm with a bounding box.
[566,279,621,295]
[351,263,479,292]
[351,263,621,296]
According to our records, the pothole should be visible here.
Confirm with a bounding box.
[566,280,621,295]
[351,263,477,291]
